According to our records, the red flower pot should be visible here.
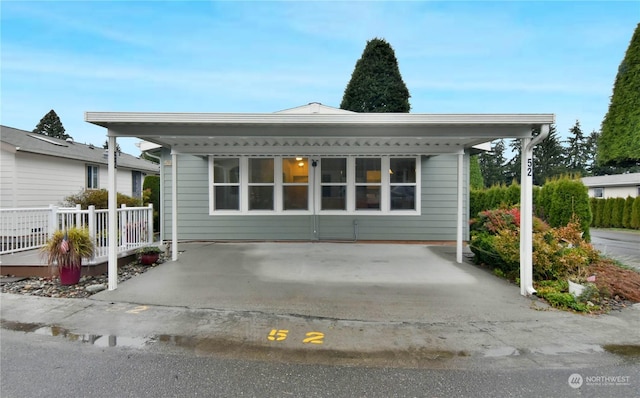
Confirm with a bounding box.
[59,266,82,285]
[140,253,159,265]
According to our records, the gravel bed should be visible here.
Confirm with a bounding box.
[0,259,162,299]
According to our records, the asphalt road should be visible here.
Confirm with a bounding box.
[2,330,639,398]
[590,229,640,271]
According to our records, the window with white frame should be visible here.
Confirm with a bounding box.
[282,157,309,210]
[320,158,347,211]
[87,165,99,189]
[209,156,419,215]
[213,158,240,210]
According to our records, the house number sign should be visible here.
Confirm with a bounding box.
[267,329,325,345]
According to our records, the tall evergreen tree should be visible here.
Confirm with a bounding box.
[565,120,588,176]
[533,125,564,185]
[584,130,600,175]
[340,38,411,113]
[469,155,484,189]
[479,139,507,187]
[32,109,69,140]
[598,23,640,167]
[504,139,522,184]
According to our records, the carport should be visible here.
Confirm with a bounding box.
[85,104,554,297]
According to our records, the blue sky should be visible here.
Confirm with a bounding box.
[1,1,638,157]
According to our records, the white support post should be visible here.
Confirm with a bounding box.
[456,151,464,263]
[172,152,178,261]
[520,137,533,296]
[520,124,550,296]
[108,135,118,291]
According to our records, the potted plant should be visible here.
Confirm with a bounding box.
[42,227,95,285]
[137,246,162,265]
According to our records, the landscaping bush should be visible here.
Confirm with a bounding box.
[590,198,600,227]
[63,189,142,209]
[546,177,591,241]
[143,175,160,233]
[622,196,634,228]
[602,199,614,228]
[632,196,640,229]
[470,207,598,282]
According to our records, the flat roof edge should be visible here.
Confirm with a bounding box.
[85,112,555,126]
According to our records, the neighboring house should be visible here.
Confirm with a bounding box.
[582,173,640,199]
[0,125,159,208]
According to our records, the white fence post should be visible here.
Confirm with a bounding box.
[75,204,82,227]
[88,205,96,262]
[120,204,127,248]
[148,203,154,243]
[48,205,58,236]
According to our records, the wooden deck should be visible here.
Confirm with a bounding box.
[0,249,135,278]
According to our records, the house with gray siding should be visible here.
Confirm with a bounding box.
[86,103,555,295]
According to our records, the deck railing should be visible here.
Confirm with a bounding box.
[0,204,154,261]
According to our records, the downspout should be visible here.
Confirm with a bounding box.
[142,150,163,243]
[519,124,550,296]
[171,151,178,261]
[456,151,464,263]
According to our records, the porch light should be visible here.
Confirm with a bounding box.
[295,157,303,161]
[298,161,305,167]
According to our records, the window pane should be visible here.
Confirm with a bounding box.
[321,158,346,183]
[390,158,416,183]
[249,158,274,183]
[283,186,308,210]
[214,158,239,183]
[356,186,380,210]
[321,186,346,210]
[249,186,274,210]
[283,158,308,183]
[390,186,416,210]
[215,186,239,210]
[356,158,381,183]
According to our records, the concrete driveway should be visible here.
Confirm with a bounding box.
[92,242,535,323]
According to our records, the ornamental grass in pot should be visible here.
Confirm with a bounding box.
[42,227,95,285]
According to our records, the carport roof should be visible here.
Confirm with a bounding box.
[85,109,555,155]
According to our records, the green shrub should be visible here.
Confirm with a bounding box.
[143,176,160,233]
[602,199,614,228]
[505,183,520,207]
[611,198,626,228]
[547,177,591,240]
[595,198,606,227]
[622,196,634,228]
[470,189,485,219]
[590,198,599,227]
[63,189,142,209]
[632,197,640,229]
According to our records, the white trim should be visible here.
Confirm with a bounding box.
[86,112,555,126]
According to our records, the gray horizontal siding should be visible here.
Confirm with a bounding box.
[163,153,469,241]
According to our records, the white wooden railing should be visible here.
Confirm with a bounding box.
[0,204,154,261]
